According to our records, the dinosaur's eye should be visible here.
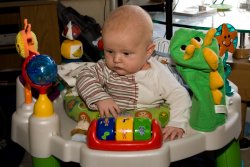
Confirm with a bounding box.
[194,37,203,45]
[180,45,186,52]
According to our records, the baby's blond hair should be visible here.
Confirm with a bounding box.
[102,5,153,44]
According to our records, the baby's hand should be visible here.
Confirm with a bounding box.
[96,98,121,118]
[162,126,184,141]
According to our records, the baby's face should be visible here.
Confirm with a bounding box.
[103,29,154,76]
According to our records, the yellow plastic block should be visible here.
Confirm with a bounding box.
[116,116,133,141]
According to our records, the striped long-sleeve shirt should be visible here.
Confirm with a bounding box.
[76,57,191,131]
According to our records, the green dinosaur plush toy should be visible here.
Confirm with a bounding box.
[169,28,226,132]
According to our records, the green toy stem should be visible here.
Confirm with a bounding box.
[32,156,60,167]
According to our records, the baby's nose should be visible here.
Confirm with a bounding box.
[113,54,122,63]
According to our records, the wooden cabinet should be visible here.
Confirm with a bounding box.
[228,58,250,139]
[0,1,61,71]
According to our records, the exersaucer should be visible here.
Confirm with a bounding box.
[11,20,242,167]
[12,80,242,167]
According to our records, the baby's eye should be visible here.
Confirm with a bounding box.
[123,52,130,56]
[194,37,203,45]
[105,50,113,54]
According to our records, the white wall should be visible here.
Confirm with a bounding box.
[59,0,116,25]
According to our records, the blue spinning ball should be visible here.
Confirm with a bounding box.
[26,54,57,85]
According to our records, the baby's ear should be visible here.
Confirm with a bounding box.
[146,43,155,57]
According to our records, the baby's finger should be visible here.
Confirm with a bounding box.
[163,134,169,141]
[115,105,121,114]
[104,109,111,118]
[99,110,105,118]
[162,130,171,141]
[111,105,121,117]
[170,131,178,141]
[176,133,182,139]
[110,109,118,118]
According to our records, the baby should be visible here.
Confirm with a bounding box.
[76,5,191,141]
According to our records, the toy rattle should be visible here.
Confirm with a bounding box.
[16,19,58,117]
[16,19,39,104]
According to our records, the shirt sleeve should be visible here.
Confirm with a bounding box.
[156,60,192,133]
[76,60,111,110]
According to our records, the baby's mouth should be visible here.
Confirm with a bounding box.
[113,66,126,74]
[114,66,123,70]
